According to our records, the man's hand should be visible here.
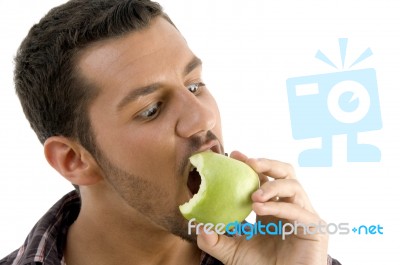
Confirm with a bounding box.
[197,151,329,265]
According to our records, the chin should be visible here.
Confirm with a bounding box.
[163,211,198,244]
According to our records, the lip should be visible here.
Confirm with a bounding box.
[195,139,223,155]
[187,139,223,173]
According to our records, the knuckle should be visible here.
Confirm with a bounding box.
[247,157,264,171]
[261,181,277,195]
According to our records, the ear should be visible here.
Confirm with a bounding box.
[44,136,103,186]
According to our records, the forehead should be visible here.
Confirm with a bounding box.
[76,17,192,95]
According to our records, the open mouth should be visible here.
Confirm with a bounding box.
[187,164,201,197]
[185,140,222,198]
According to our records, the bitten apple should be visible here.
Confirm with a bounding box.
[179,151,260,226]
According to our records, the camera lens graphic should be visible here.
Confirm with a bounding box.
[327,80,371,124]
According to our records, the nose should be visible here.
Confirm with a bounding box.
[175,89,218,138]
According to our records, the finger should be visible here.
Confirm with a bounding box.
[246,158,296,180]
[253,201,318,223]
[252,179,308,207]
[230,151,269,184]
[229,150,248,162]
[197,227,236,264]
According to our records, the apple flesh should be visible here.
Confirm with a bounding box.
[179,151,260,226]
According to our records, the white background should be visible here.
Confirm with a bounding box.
[1,0,399,264]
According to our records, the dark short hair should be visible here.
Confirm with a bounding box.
[14,0,172,156]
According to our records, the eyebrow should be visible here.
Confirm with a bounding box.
[117,56,202,111]
[184,56,202,76]
[117,83,160,111]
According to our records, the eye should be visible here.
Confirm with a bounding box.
[137,102,162,120]
[187,82,205,95]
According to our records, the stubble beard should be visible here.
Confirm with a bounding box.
[88,130,222,244]
[92,146,198,243]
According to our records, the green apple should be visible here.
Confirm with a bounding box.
[179,151,260,226]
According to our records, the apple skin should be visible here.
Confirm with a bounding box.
[179,151,260,226]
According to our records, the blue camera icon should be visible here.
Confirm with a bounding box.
[286,68,382,166]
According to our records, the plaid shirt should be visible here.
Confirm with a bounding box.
[0,191,340,265]
[0,191,222,265]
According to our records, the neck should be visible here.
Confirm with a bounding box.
[64,182,201,265]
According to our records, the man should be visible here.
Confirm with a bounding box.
[1,0,340,264]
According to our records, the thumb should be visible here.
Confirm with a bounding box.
[197,227,237,264]
[229,150,248,162]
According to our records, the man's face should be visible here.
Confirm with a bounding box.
[77,17,223,241]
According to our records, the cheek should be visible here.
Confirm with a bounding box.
[116,127,173,173]
[104,126,181,201]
